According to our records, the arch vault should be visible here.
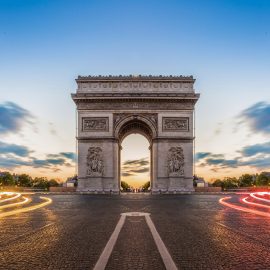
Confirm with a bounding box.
[71,75,200,193]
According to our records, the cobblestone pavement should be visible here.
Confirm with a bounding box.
[0,194,269,270]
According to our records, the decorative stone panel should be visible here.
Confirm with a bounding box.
[162,117,189,131]
[82,117,109,132]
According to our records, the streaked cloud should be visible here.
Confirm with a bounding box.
[239,101,270,135]
[123,158,149,167]
[59,152,76,162]
[240,141,270,157]
[0,141,31,157]
[196,140,270,171]
[0,102,34,135]
[0,142,76,172]
[122,157,149,176]
[195,152,211,162]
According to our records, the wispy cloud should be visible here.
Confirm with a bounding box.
[48,122,57,135]
[122,157,149,176]
[0,102,34,135]
[240,141,270,157]
[196,140,270,171]
[0,141,76,172]
[123,158,149,167]
[59,152,76,162]
[239,101,270,135]
[195,152,211,162]
[0,141,31,157]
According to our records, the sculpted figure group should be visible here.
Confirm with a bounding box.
[168,147,184,176]
[86,147,104,176]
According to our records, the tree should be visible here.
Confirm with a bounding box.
[48,179,59,187]
[17,174,33,187]
[212,179,223,188]
[0,172,15,186]
[141,181,150,191]
[33,177,50,190]
[222,177,239,189]
[256,173,270,186]
[121,181,130,191]
[239,174,254,187]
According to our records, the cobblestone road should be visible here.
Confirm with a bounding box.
[0,194,269,269]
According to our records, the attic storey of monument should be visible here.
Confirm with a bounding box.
[72,75,200,193]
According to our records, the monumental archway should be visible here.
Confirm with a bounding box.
[72,75,200,193]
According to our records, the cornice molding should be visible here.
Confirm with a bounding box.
[76,74,195,82]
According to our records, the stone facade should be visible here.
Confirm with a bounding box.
[72,75,200,193]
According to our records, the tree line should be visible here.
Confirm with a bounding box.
[211,172,270,190]
[0,171,60,190]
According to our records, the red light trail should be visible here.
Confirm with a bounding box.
[219,192,270,218]
[250,192,270,203]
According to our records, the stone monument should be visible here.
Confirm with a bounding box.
[71,75,200,193]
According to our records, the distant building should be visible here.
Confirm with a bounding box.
[63,176,78,188]
[194,177,208,187]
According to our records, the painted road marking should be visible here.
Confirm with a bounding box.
[93,214,126,270]
[93,212,178,270]
[145,214,178,270]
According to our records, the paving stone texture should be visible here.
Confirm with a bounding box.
[0,194,269,270]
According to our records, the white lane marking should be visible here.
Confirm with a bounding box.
[145,215,178,270]
[93,215,126,270]
[93,212,178,270]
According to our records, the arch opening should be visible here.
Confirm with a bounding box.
[120,134,150,192]
[117,118,154,144]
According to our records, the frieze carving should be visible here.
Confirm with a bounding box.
[167,147,184,176]
[113,113,158,128]
[77,100,195,111]
[77,82,193,92]
[162,117,189,131]
[86,147,104,176]
[82,117,109,131]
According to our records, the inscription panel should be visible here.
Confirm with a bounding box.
[162,117,189,131]
[82,117,109,132]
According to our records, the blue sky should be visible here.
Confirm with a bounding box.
[0,0,269,183]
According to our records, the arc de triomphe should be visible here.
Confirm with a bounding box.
[72,75,200,193]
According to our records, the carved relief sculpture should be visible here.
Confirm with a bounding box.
[86,147,104,176]
[82,117,109,131]
[167,147,184,176]
[163,117,189,131]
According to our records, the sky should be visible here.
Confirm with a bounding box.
[0,0,269,186]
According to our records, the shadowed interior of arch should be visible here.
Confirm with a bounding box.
[121,134,150,190]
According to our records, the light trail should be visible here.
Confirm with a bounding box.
[250,192,270,203]
[242,197,270,209]
[219,197,270,218]
[0,196,29,210]
[0,192,21,203]
[0,196,52,218]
